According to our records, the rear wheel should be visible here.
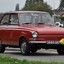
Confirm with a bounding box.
[57,48,64,55]
[20,39,30,55]
[0,44,5,53]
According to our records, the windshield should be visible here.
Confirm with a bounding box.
[19,13,54,25]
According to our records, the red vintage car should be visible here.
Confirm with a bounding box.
[0,11,64,55]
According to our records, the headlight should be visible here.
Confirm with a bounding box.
[32,32,38,38]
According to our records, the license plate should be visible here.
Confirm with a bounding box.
[47,41,59,44]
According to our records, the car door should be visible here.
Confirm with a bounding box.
[0,13,19,45]
[7,13,19,45]
[0,14,10,44]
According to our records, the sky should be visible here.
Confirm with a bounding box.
[0,0,60,13]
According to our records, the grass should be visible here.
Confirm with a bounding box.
[0,56,64,64]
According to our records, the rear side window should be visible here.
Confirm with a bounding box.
[1,14,9,25]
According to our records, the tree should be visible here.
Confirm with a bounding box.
[58,0,64,10]
[24,0,43,8]
[22,0,52,15]
[15,3,19,11]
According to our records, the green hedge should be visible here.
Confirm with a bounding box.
[55,16,64,21]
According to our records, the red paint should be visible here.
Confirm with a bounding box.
[0,11,64,46]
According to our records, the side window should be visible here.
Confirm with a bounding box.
[1,14,9,25]
[10,14,18,25]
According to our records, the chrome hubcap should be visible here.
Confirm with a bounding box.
[21,42,26,54]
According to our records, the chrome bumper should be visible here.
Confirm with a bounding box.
[29,41,59,45]
[29,41,46,43]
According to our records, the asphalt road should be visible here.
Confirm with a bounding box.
[0,48,64,62]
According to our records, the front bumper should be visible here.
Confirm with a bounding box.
[29,41,46,43]
[29,40,64,49]
[29,40,59,44]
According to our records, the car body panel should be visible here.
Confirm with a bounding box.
[0,25,32,45]
[0,11,64,48]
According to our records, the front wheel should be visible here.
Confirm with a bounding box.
[31,49,37,53]
[57,48,64,55]
[20,39,30,55]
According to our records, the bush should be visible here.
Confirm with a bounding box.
[54,16,64,21]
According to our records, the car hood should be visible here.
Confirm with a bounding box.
[22,24,64,35]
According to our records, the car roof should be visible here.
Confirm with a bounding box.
[5,11,48,14]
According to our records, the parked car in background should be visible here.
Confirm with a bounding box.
[0,11,64,55]
[55,22,63,27]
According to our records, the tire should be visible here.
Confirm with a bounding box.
[31,49,37,53]
[57,48,64,55]
[20,39,30,55]
[0,44,5,53]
